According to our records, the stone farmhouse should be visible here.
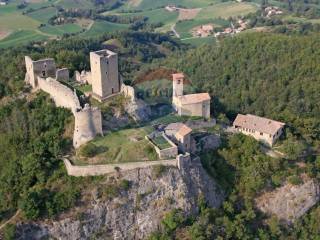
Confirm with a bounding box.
[172,73,211,119]
[164,123,193,153]
[233,114,285,146]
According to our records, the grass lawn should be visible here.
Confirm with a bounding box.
[181,35,216,46]
[27,6,57,22]
[55,0,94,9]
[39,23,83,35]
[152,135,172,149]
[75,84,92,93]
[0,30,48,48]
[197,2,258,19]
[175,18,228,38]
[130,0,218,10]
[74,127,157,165]
[84,20,129,37]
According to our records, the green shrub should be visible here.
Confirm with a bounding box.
[119,179,131,191]
[152,165,166,179]
[288,175,303,185]
[80,143,99,158]
[3,223,16,240]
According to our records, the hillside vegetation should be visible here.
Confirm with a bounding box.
[164,33,320,145]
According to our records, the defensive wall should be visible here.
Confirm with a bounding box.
[25,56,102,149]
[25,56,56,88]
[146,132,178,159]
[38,77,81,114]
[73,104,103,148]
[64,153,191,176]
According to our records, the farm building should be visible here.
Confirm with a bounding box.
[233,114,285,146]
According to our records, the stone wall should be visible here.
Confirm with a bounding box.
[64,158,178,176]
[56,68,69,81]
[36,77,102,148]
[74,70,92,84]
[38,77,81,113]
[146,132,178,159]
[73,104,103,148]
[25,56,56,88]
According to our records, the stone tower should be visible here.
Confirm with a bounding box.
[172,73,184,97]
[90,49,119,102]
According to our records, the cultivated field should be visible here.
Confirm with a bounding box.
[0,0,260,48]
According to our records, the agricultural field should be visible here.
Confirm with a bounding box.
[0,0,260,48]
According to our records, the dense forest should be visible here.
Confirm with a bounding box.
[163,33,320,147]
[146,32,320,239]
[1,29,320,238]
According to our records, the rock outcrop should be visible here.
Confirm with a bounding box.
[256,178,320,223]
[15,159,224,240]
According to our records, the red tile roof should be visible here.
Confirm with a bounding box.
[176,93,211,105]
[233,114,285,135]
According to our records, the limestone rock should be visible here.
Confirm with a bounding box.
[125,99,151,122]
[15,160,224,240]
[255,178,320,223]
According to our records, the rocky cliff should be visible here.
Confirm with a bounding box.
[15,159,224,240]
[256,177,320,223]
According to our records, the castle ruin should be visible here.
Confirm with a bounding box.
[25,56,103,149]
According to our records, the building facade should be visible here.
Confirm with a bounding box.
[233,114,285,146]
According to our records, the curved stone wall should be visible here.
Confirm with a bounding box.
[73,104,103,148]
[38,77,81,113]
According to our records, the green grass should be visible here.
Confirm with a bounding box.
[55,0,94,9]
[84,20,129,36]
[175,18,228,38]
[197,2,258,19]
[181,35,216,46]
[27,7,57,22]
[75,84,92,93]
[0,13,40,30]
[39,23,83,35]
[0,30,48,48]
[152,135,172,149]
[74,127,157,164]
[130,0,218,10]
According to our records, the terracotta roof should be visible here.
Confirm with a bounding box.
[165,122,184,131]
[176,93,211,105]
[175,124,192,137]
[233,114,285,135]
[172,73,184,81]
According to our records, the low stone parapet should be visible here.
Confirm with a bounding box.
[63,158,178,177]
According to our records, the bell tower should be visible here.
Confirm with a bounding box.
[172,73,184,97]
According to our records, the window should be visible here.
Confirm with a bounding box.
[260,132,263,136]
[42,71,46,77]
[177,80,181,84]
[112,88,114,94]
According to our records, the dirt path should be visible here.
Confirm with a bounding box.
[0,210,21,231]
[171,24,180,38]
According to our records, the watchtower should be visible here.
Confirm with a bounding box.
[172,73,184,97]
[90,49,119,102]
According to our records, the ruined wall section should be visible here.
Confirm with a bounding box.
[25,56,56,88]
[56,68,69,82]
[38,77,81,114]
[74,70,92,84]
[73,104,103,148]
